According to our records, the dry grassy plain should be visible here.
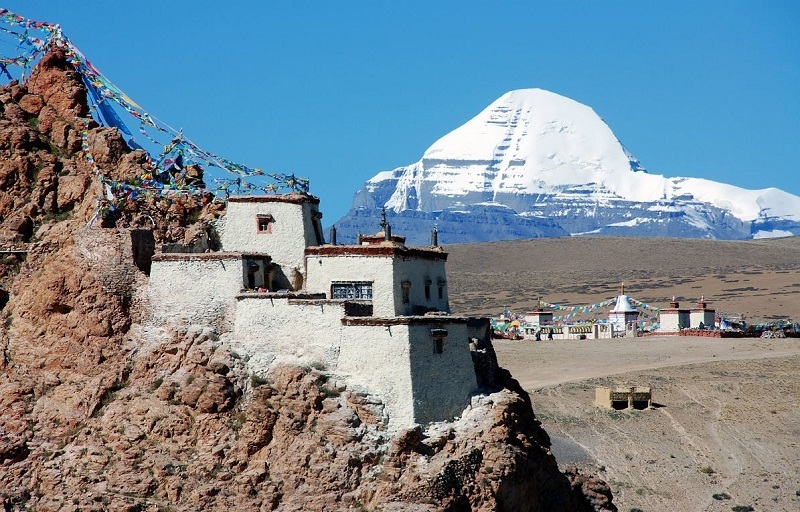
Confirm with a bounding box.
[445,237,800,511]
[445,236,800,322]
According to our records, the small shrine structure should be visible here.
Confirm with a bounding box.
[658,297,690,332]
[608,284,639,336]
[690,296,715,329]
[657,295,716,332]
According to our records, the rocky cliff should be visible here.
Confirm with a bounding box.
[0,52,614,511]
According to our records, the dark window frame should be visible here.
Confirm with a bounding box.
[401,280,411,304]
[331,281,373,300]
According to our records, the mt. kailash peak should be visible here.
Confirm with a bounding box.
[334,88,800,244]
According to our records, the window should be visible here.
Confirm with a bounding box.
[401,280,411,304]
[431,328,447,354]
[424,278,432,301]
[331,281,373,300]
[256,214,273,234]
[438,278,446,300]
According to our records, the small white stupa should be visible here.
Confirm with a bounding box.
[608,283,639,334]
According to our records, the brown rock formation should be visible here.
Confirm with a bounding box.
[0,50,615,511]
[26,49,89,119]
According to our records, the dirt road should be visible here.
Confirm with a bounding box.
[493,336,800,390]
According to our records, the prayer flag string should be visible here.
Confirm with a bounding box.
[0,7,309,224]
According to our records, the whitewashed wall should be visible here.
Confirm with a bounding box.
[609,312,638,332]
[305,255,397,316]
[690,310,715,328]
[148,256,244,327]
[305,254,449,317]
[658,311,686,332]
[218,199,322,275]
[335,323,417,428]
[232,295,478,430]
[393,258,449,315]
[232,296,345,370]
[406,322,477,424]
[233,297,418,429]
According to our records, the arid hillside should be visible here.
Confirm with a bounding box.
[445,236,800,322]
[492,337,800,512]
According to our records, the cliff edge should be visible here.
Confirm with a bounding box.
[0,51,614,511]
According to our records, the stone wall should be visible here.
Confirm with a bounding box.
[658,309,690,332]
[232,296,478,429]
[690,309,715,328]
[339,317,477,428]
[393,257,449,315]
[407,322,478,423]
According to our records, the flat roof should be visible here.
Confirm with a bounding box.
[227,193,320,205]
[306,244,447,261]
[342,315,470,326]
[235,291,327,300]
[152,252,272,262]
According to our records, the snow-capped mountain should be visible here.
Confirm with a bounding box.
[334,88,800,244]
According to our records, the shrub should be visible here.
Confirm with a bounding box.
[251,374,269,388]
[230,411,247,431]
[320,385,340,398]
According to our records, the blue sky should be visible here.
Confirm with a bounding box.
[4,1,799,222]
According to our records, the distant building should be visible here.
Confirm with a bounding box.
[608,289,639,336]
[690,296,715,329]
[595,386,652,410]
[523,307,553,328]
[657,295,715,332]
[658,297,690,332]
[519,303,613,340]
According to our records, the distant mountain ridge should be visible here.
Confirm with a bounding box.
[334,88,800,244]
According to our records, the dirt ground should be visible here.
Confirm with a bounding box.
[493,336,800,512]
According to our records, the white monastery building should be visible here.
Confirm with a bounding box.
[148,194,485,429]
[657,296,716,332]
